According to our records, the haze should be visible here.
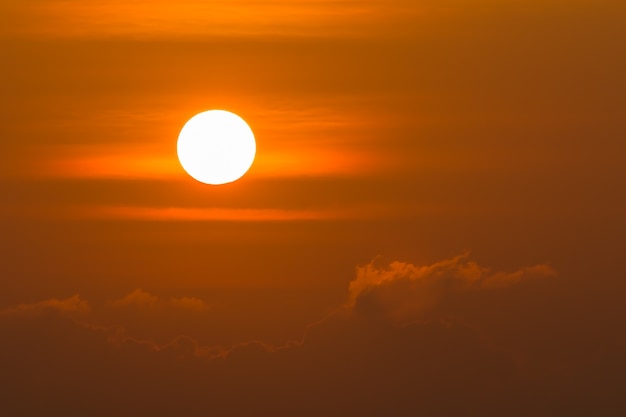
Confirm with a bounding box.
[1,1,625,415]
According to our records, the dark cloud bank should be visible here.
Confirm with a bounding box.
[1,254,624,416]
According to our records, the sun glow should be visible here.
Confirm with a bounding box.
[177,110,256,185]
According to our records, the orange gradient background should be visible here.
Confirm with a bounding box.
[1,1,625,416]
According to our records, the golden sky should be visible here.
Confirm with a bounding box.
[1,0,625,415]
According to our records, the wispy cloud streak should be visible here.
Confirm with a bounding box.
[2,0,423,39]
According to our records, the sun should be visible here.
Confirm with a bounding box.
[177,110,256,185]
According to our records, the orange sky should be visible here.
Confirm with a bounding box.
[1,1,625,415]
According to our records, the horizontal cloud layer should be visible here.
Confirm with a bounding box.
[0,294,89,317]
[2,0,423,39]
[2,254,625,415]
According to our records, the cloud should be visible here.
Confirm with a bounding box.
[2,0,424,39]
[0,254,557,364]
[0,294,89,317]
[105,329,302,361]
[111,288,158,309]
[84,206,339,222]
[170,297,209,313]
[348,252,556,324]
[2,256,623,416]
[0,254,557,365]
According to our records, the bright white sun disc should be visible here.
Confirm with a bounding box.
[177,110,256,185]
